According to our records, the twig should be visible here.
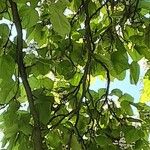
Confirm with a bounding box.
[90,0,109,20]
[70,1,84,26]
[49,110,74,130]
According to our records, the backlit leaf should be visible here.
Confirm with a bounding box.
[111,51,129,74]
[130,61,140,85]
[140,78,150,103]
[49,4,71,37]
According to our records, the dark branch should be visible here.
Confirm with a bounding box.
[8,1,44,149]
[90,0,109,20]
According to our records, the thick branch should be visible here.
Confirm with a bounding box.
[8,1,43,150]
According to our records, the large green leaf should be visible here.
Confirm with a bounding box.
[47,130,62,149]
[111,51,129,74]
[35,94,54,124]
[111,88,122,97]
[127,47,142,62]
[27,23,48,46]
[56,60,75,80]
[123,126,144,143]
[0,55,15,78]
[0,79,17,103]
[120,101,133,116]
[19,6,39,28]
[49,4,71,37]
[130,61,140,85]
[115,37,126,53]
[18,111,32,135]
[41,77,54,90]
[69,72,82,86]
[71,135,82,150]
[95,134,112,147]
[139,0,150,10]
[119,93,134,102]
[134,45,150,60]
[0,55,16,103]
[0,0,6,13]
[0,24,9,48]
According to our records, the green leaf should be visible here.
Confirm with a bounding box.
[135,139,150,150]
[27,23,48,46]
[98,88,106,98]
[77,115,89,133]
[134,45,150,60]
[100,112,109,126]
[18,84,27,103]
[0,0,6,13]
[54,0,69,12]
[71,135,82,150]
[0,55,16,103]
[130,35,144,46]
[18,134,31,150]
[18,111,32,135]
[139,0,150,10]
[116,37,126,53]
[111,51,129,74]
[19,6,39,28]
[28,76,41,90]
[144,25,150,49]
[69,72,82,86]
[70,42,85,66]
[0,79,17,103]
[2,1,150,149]
[130,61,140,85]
[91,60,105,77]
[114,70,126,81]
[28,76,54,91]
[41,77,54,90]
[36,94,54,124]
[47,130,62,148]
[0,55,15,78]
[127,47,142,62]
[120,101,133,116]
[123,126,144,143]
[31,59,51,76]
[49,4,71,37]
[119,93,134,102]
[95,135,112,147]
[3,101,20,138]
[14,0,38,7]
[56,60,75,80]
[0,23,9,48]
[140,78,150,103]
[111,89,122,97]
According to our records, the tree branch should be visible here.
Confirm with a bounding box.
[8,1,44,150]
[90,0,109,19]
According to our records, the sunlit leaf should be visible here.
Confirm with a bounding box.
[140,78,150,103]
[19,6,39,28]
[111,51,129,74]
[49,4,71,37]
[130,61,140,85]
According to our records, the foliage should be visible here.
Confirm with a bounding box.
[0,0,150,149]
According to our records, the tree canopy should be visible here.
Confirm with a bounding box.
[0,0,150,149]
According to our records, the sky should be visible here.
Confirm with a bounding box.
[90,60,146,103]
